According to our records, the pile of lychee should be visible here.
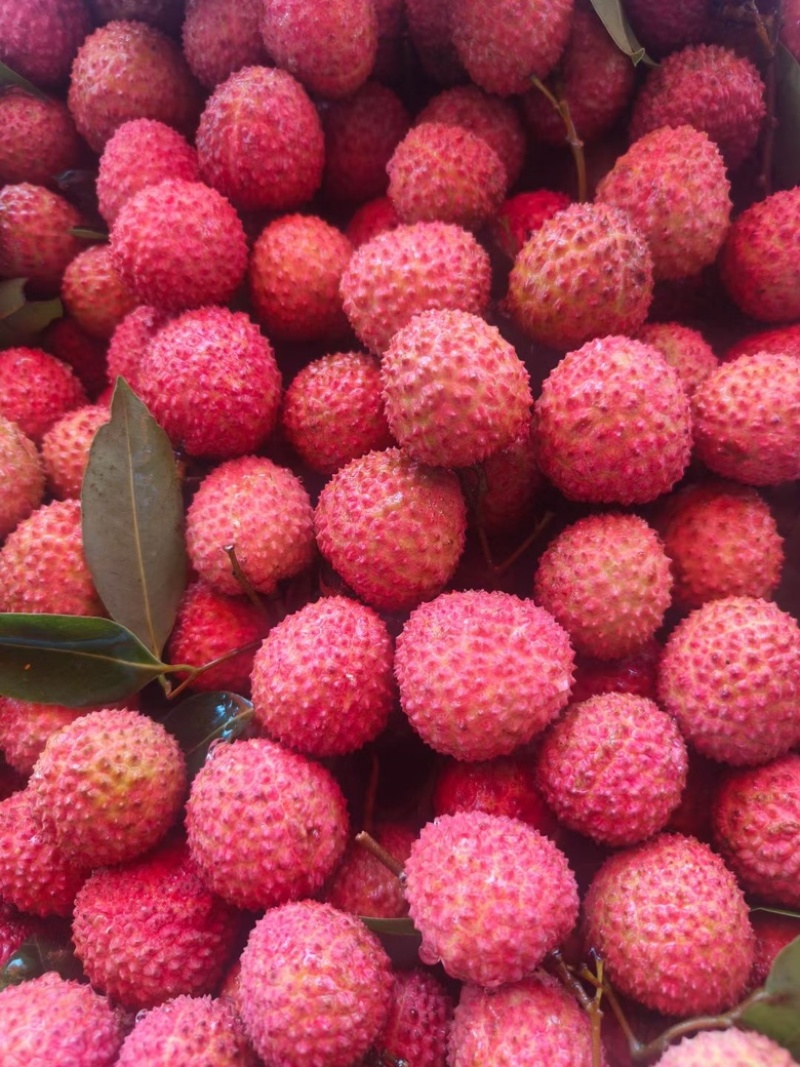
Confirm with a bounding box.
[0,0,799,1065]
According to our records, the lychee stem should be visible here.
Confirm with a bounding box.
[223,544,272,621]
[547,949,605,1067]
[354,830,407,883]
[164,638,264,701]
[529,77,587,201]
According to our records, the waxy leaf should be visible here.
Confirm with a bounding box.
[0,614,169,706]
[160,691,255,780]
[0,61,48,100]
[775,45,800,190]
[359,917,419,937]
[741,935,800,1056]
[588,0,655,65]
[0,280,62,349]
[82,378,187,657]
[0,934,84,990]
[69,227,109,242]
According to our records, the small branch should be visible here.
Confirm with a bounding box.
[547,949,593,1012]
[355,831,406,882]
[164,639,263,701]
[223,545,271,621]
[632,987,769,1063]
[530,76,587,202]
[493,510,554,575]
[579,964,644,1060]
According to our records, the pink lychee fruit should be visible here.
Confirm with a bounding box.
[324,821,416,918]
[41,404,111,500]
[373,967,454,1067]
[239,900,393,1067]
[724,322,800,362]
[105,304,167,392]
[345,195,401,248]
[185,738,349,910]
[582,833,755,1016]
[654,1028,797,1066]
[115,994,257,1067]
[45,316,109,398]
[0,696,88,774]
[0,182,84,294]
[624,0,712,55]
[472,416,542,534]
[0,89,81,187]
[570,638,662,705]
[637,321,720,396]
[61,243,137,341]
[0,414,44,538]
[0,0,92,87]
[491,189,571,260]
[532,335,692,504]
[181,0,268,89]
[0,346,86,442]
[749,911,800,987]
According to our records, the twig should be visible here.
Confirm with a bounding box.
[530,77,588,202]
[355,831,407,883]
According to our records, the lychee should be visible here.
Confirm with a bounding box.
[472,417,542,534]
[45,316,109,398]
[405,0,465,85]
[0,414,45,539]
[0,0,92,87]
[41,404,111,500]
[105,304,167,392]
[0,345,87,443]
[491,189,571,260]
[0,89,81,187]
[0,182,84,294]
[61,243,137,340]
[345,195,401,248]
[570,638,662,705]
[724,322,800,362]
[182,0,266,89]
[115,995,257,1067]
[324,821,416,918]
[750,910,800,987]
[90,0,184,32]
[637,321,720,396]
[0,696,87,774]
[373,967,454,1067]
[654,1028,797,1066]
[624,0,712,56]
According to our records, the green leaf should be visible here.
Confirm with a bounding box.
[774,45,800,190]
[0,280,63,349]
[0,934,85,990]
[0,61,49,101]
[69,227,109,242]
[82,378,187,657]
[741,935,800,1056]
[588,0,655,65]
[0,279,27,319]
[159,691,255,780]
[359,917,419,938]
[0,614,170,707]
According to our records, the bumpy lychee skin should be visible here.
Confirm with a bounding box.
[239,900,393,1067]
[137,306,282,458]
[186,456,315,597]
[0,0,91,87]
[345,195,401,248]
[41,404,111,500]
[67,19,202,153]
[474,417,542,534]
[655,480,784,609]
[691,353,800,485]
[0,346,87,443]
[315,448,467,612]
[536,693,688,847]
[533,336,692,505]
[624,0,712,55]
[61,244,137,341]
[712,755,800,908]
[571,638,662,705]
[0,183,84,294]
[395,590,574,761]
[597,126,731,281]
[405,812,578,987]
[720,187,800,323]
[658,596,800,766]
[533,514,673,661]
[449,972,597,1067]
[0,697,86,774]
[106,304,167,392]
[249,214,352,342]
[491,190,571,260]
[96,118,199,227]
[110,179,248,313]
[182,0,268,89]
[0,972,122,1067]
[30,708,187,868]
[196,66,324,212]
[260,0,378,100]
[637,322,719,397]
[282,351,394,475]
[631,45,765,171]
[583,833,754,1017]
[0,90,81,187]
[654,1027,797,1066]
[340,221,491,354]
[324,821,416,918]
[0,498,103,616]
[373,967,454,1067]
[387,122,508,229]
[451,0,573,96]
[186,738,349,910]
[251,596,394,758]
[750,911,800,987]
[507,202,653,350]
[72,838,243,1009]
[0,902,39,968]
[381,309,532,468]
[725,322,800,362]
[115,995,256,1067]
[0,414,44,538]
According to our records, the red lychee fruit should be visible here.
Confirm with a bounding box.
[691,353,800,485]
[90,0,185,30]
[44,316,109,398]
[115,995,257,1067]
[260,0,378,100]
[450,0,573,96]
[472,416,542,534]
[137,305,282,458]
[324,821,416,918]
[321,80,411,204]
[655,480,784,609]
[166,580,268,695]
[371,0,405,83]
[0,183,84,294]
[0,89,81,187]
[658,596,800,766]
[0,0,91,87]
[387,122,507,229]
[583,833,754,1016]
[30,707,187,868]
[724,322,800,362]
[196,65,324,212]
[449,972,598,1067]
[281,350,394,475]
[395,589,574,761]
[0,498,103,616]
[405,0,465,85]
[0,697,87,774]
[105,304,167,392]
[110,179,248,312]
[719,186,800,323]
[491,189,571,259]
[67,19,202,152]
[314,448,467,612]
[61,243,137,341]
[72,837,243,1009]
[41,404,111,500]
[533,513,673,661]
[712,754,800,909]
[0,902,39,968]
[0,972,122,1067]
[624,0,712,55]
[239,900,393,1067]
[373,967,454,1067]
[380,309,532,468]
[749,911,800,987]
[185,738,349,910]
[533,335,692,505]
[185,455,315,597]
[339,220,491,354]
[664,751,719,843]
[637,321,719,397]
[507,202,653,350]
[182,0,267,89]
[654,1028,797,1066]
[0,346,86,442]
[596,125,731,280]
[630,45,765,170]
[570,638,662,705]
[96,118,199,227]
[405,811,578,986]
[345,195,400,247]
[0,414,44,539]
[251,596,395,758]
[536,693,688,847]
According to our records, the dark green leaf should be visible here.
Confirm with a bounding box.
[0,279,27,319]
[0,614,169,706]
[0,62,49,101]
[588,0,655,65]
[69,227,109,242]
[159,691,255,780]
[0,297,62,349]
[774,45,800,190]
[82,378,187,657]
[0,934,85,990]
[741,935,800,1056]
[359,917,419,938]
